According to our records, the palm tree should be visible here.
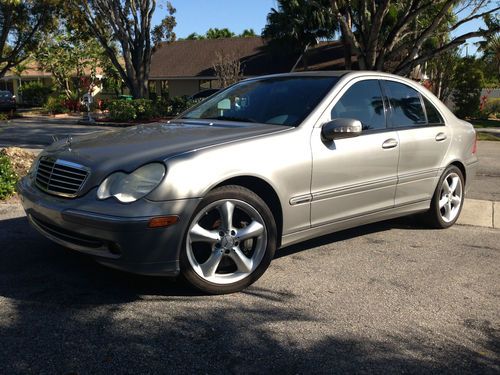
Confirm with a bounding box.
[478,34,500,76]
[262,0,336,70]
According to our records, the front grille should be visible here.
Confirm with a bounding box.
[35,157,89,198]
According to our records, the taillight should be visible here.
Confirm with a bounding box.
[472,133,477,154]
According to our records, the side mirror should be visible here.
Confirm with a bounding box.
[321,118,362,141]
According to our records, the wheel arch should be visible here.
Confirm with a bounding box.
[448,160,466,183]
[213,176,284,247]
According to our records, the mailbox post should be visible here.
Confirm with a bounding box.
[81,93,95,124]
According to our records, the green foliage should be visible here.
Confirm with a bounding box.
[152,2,177,46]
[107,97,195,122]
[262,0,335,52]
[452,58,484,119]
[19,81,52,106]
[0,113,9,122]
[184,28,257,41]
[0,0,59,79]
[240,29,257,37]
[162,96,195,116]
[108,100,137,122]
[0,154,17,200]
[35,27,106,100]
[132,99,156,120]
[480,98,500,119]
[44,96,68,114]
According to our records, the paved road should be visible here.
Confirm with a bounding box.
[0,205,498,374]
[468,141,500,201]
[0,117,114,149]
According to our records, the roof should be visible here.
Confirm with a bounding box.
[150,37,353,79]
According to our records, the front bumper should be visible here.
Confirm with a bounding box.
[18,176,201,276]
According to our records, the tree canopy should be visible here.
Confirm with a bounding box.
[263,0,499,76]
[0,0,59,79]
[262,0,336,53]
[68,0,176,98]
[185,28,259,40]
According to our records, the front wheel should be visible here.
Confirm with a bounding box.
[424,165,465,229]
[180,185,277,294]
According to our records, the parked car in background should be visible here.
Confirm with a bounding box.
[19,71,477,294]
[0,90,16,112]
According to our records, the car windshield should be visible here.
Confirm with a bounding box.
[181,76,339,127]
[0,91,12,98]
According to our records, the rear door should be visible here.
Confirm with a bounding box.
[381,80,450,206]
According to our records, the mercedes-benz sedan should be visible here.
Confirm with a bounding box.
[19,72,478,294]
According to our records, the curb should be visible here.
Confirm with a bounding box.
[458,198,498,229]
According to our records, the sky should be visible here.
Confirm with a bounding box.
[152,0,277,38]
[153,0,494,55]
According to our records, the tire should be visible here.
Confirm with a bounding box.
[424,165,465,229]
[180,185,277,294]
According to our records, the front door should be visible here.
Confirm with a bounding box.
[310,78,399,226]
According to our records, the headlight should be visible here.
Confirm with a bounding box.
[97,163,165,203]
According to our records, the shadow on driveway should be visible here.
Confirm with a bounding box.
[0,216,498,373]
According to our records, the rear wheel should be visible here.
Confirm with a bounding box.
[424,165,464,228]
[180,185,277,294]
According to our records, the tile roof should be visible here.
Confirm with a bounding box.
[150,37,352,79]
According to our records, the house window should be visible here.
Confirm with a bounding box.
[199,80,211,90]
[199,80,221,90]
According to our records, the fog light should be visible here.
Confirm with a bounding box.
[148,216,179,228]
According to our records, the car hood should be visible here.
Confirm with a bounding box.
[41,120,287,193]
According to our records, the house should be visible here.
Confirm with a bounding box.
[149,37,351,97]
[0,62,108,104]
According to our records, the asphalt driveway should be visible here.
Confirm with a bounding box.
[0,205,498,374]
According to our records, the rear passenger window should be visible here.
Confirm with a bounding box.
[383,81,426,127]
[331,80,386,131]
[423,96,444,124]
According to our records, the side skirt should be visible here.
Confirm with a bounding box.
[280,200,430,248]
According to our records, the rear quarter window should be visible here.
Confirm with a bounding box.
[423,96,444,125]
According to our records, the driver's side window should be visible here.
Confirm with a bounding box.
[331,80,387,131]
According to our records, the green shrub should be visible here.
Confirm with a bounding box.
[156,96,196,117]
[480,98,500,118]
[108,100,137,121]
[131,99,156,120]
[0,154,17,200]
[44,96,68,114]
[19,81,52,106]
[0,113,8,122]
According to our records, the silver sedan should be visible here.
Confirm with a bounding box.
[19,71,478,294]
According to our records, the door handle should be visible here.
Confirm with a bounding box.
[435,132,447,142]
[382,138,398,149]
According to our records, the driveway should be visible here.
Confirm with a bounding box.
[0,205,498,373]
